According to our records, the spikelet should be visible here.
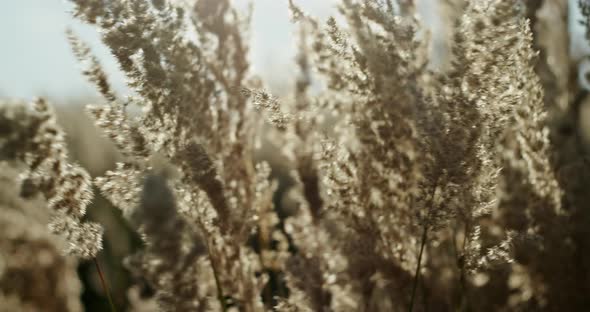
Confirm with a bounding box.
[0,98,102,259]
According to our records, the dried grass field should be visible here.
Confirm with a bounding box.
[2,1,590,311]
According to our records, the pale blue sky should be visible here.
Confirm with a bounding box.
[11,1,584,101]
[0,0,336,100]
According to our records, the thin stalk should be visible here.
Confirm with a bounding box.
[409,177,440,312]
[205,240,228,312]
[195,217,228,312]
[451,221,464,310]
[93,258,116,312]
[409,224,428,312]
[458,221,471,311]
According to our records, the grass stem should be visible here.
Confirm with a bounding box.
[409,225,428,312]
[205,240,228,312]
[93,258,117,312]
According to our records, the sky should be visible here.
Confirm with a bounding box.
[3,1,587,101]
[0,0,338,100]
